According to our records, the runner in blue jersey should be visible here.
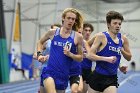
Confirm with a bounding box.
[37,8,84,93]
[32,24,61,93]
[69,23,94,93]
[81,23,94,93]
[87,11,132,93]
[39,24,61,93]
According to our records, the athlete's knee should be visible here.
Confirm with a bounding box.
[43,77,56,93]
[77,87,83,93]
[71,89,78,93]
[71,86,79,93]
[44,77,54,84]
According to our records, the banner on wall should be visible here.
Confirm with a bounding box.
[10,1,22,69]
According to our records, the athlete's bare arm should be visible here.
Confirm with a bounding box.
[37,29,55,62]
[121,35,132,61]
[87,33,116,63]
[76,33,84,62]
[87,33,103,61]
[87,34,97,46]
[83,40,90,58]
[37,29,55,52]
[64,32,83,62]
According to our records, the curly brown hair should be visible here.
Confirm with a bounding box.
[106,11,124,24]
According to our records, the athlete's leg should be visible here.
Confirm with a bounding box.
[103,86,117,93]
[71,83,79,93]
[43,77,56,93]
[88,86,100,93]
[77,76,83,93]
[40,86,46,93]
[70,75,83,93]
[82,81,88,93]
[70,77,80,93]
[81,69,92,93]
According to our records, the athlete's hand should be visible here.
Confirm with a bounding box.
[38,55,47,62]
[119,66,128,74]
[44,55,49,62]
[33,53,37,60]
[105,56,117,63]
[63,46,70,56]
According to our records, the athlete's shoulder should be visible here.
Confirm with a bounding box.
[75,31,83,39]
[121,34,129,44]
[96,32,105,39]
[121,34,127,39]
[48,29,56,34]
[46,28,59,37]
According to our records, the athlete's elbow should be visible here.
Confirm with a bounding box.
[37,40,43,46]
[86,53,96,61]
[77,56,83,62]
[126,58,131,61]
[79,58,83,62]
[79,57,83,62]
[128,55,132,61]
[126,54,132,61]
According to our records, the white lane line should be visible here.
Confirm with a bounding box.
[0,80,39,89]
[0,83,39,92]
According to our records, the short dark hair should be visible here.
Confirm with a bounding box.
[83,23,94,32]
[106,11,124,24]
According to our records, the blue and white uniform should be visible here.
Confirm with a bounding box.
[81,42,93,83]
[41,28,77,90]
[95,31,123,75]
[69,42,83,77]
[70,41,92,77]
[40,40,51,86]
[69,60,81,76]
[69,40,93,84]
[81,41,92,70]
[89,32,123,92]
